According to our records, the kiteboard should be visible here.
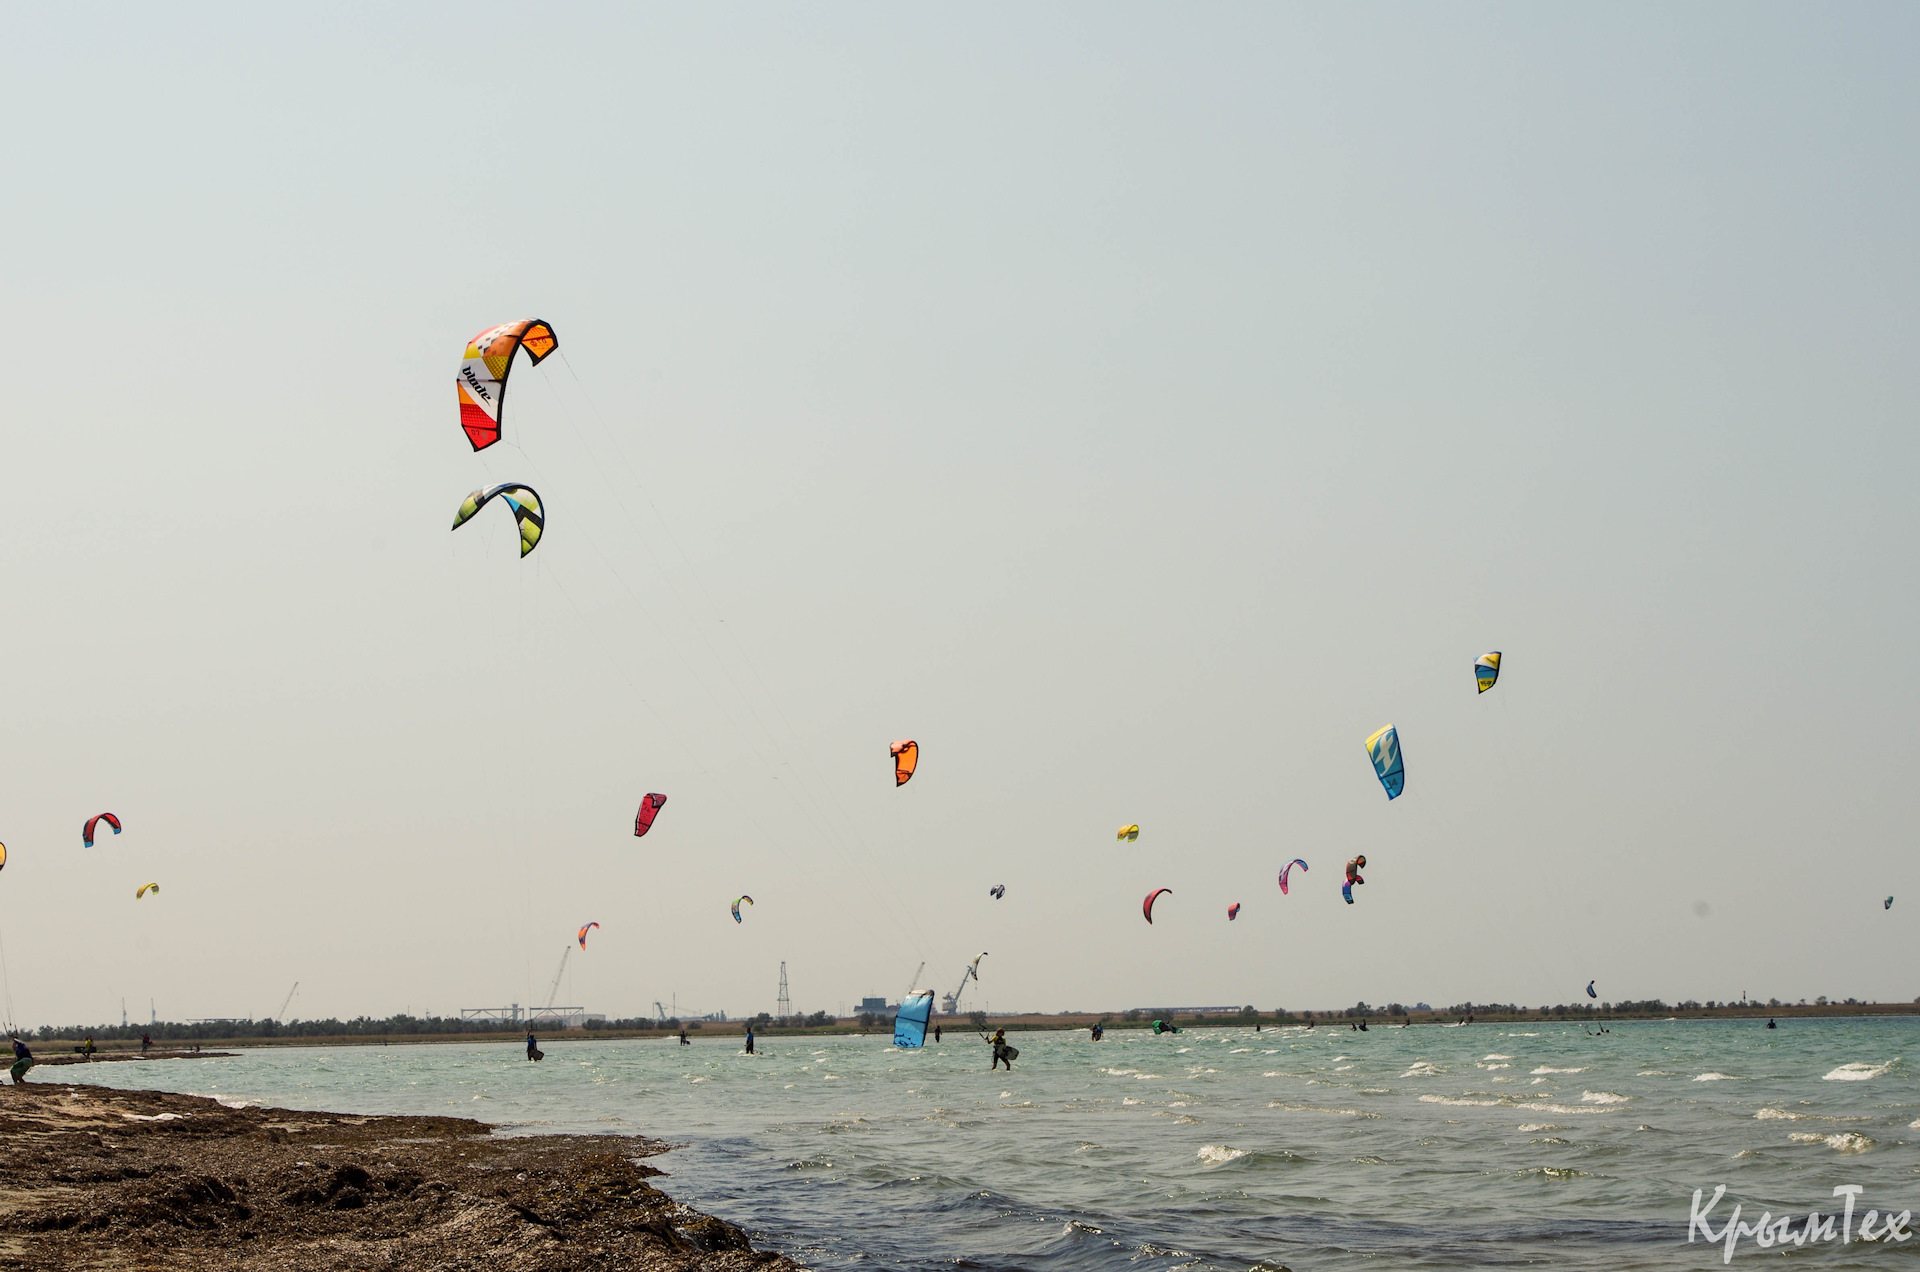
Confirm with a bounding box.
[530,1048,544,1061]
[1001,1045,1019,1063]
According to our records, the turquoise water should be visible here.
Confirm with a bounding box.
[68,1019,1920,1269]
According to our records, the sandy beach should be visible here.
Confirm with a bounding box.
[0,1080,799,1272]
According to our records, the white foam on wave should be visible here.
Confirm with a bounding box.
[1530,1066,1585,1075]
[1230,1048,1252,1054]
[1693,1073,1744,1082]
[1515,1101,1614,1115]
[1268,1101,1375,1117]
[1518,1123,1562,1132]
[1122,1097,1144,1105]
[1483,1054,1513,1061]
[1479,1063,1510,1071]
[1580,1091,1629,1105]
[1790,1131,1875,1153]
[1103,1068,1140,1077]
[1333,1064,1354,1072]
[1402,1062,1442,1077]
[1420,1094,1500,1107]
[1197,1145,1248,1166]
[1755,1108,1799,1120]
[1823,1062,1893,1082]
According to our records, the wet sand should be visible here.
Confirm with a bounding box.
[0,1080,799,1271]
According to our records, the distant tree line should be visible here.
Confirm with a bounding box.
[29,1015,535,1043]
[27,1010,853,1043]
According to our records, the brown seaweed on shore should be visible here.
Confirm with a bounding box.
[0,1082,800,1271]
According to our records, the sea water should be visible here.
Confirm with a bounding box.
[71,1018,1920,1269]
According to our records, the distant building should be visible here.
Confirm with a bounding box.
[859,996,891,1012]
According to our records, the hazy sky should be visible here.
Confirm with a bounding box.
[4,5,1917,1027]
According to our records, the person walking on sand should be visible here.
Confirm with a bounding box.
[744,1025,755,1055]
[141,1033,151,1055]
[9,1035,33,1084]
[990,1028,1013,1071]
[84,1035,94,1059]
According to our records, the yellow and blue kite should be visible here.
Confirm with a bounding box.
[1366,725,1404,800]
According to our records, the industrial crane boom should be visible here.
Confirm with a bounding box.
[542,946,570,1013]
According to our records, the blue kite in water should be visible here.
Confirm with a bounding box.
[893,992,934,1048]
[1365,725,1404,800]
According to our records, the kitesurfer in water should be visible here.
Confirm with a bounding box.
[1767,1018,1777,1029]
[744,1025,755,1055]
[990,1029,1013,1070]
[1090,1022,1104,1041]
[525,1030,540,1061]
[934,1025,942,1043]
[10,1036,34,1083]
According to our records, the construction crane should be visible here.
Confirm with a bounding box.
[274,982,300,1021]
[940,954,987,1017]
[541,946,570,1014]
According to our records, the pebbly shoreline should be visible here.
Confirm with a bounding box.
[0,1081,800,1271]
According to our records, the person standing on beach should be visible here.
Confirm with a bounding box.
[141,1033,151,1055]
[84,1036,94,1059]
[9,1036,33,1084]
[744,1025,755,1055]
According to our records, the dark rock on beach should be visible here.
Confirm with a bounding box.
[0,1081,799,1271]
